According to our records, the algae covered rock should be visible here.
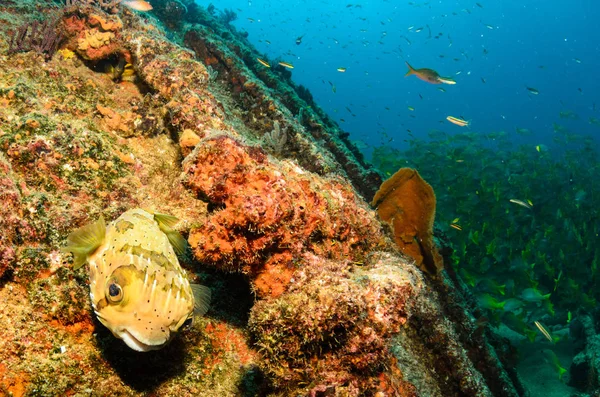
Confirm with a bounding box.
[248,252,422,395]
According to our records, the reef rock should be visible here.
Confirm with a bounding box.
[183,135,385,299]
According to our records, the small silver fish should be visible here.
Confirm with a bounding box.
[509,198,533,209]
[534,321,554,343]
[63,208,210,352]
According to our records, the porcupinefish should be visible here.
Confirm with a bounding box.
[63,208,210,352]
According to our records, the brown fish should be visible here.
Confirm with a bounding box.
[405,62,456,85]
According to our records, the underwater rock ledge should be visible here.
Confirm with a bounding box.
[0,1,525,396]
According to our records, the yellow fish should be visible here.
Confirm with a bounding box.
[256,58,271,68]
[63,208,210,352]
[278,61,294,69]
[337,67,347,72]
[446,115,470,127]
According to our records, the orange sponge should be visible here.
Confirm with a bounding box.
[372,168,443,274]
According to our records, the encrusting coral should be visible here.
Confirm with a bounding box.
[61,7,123,60]
[183,135,386,299]
[372,167,443,275]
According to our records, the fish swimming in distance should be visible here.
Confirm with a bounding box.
[509,198,533,209]
[278,61,294,69]
[534,321,555,343]
[542,349,567,381]
[446,115,469,127]
[526,86,539,95]
[122,0,153,11]
[520,287,550,303]
[256,58,271,68]
[63,208,211,352]
[405,62,456,85]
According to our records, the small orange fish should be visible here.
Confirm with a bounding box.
[405,62,456,85]
[122,0,153,11]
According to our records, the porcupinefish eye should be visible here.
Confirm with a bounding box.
[106,281,123,303]
[182,317,194,329]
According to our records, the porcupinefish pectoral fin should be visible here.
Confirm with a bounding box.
[191,284,211,316]
[62,216,106,270]
[166,230,188,256]
[153,212,188,255]
[153,212,180,229]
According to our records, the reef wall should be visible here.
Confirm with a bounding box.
[0,1,525,395]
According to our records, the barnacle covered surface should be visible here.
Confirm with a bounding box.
[0,1,525,396]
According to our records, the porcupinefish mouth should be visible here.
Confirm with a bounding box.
[119,329,170,352]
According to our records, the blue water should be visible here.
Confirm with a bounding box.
[194,0,600,156]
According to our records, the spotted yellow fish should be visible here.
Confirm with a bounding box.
[63,208,210,352]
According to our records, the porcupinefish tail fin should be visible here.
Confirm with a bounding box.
[153,212,188,255]
[62,216,106,270]
[191,284,211,317]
